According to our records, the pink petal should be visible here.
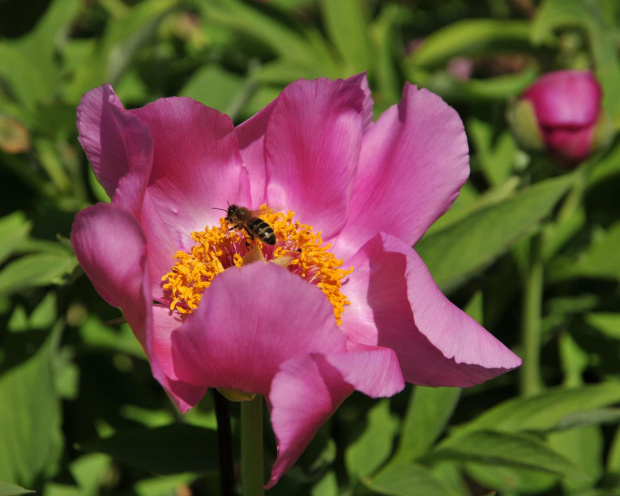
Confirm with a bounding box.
[267,344,402,487]
[264,78,365,239]
[345,73,374,133]
[342,233,521,387]
[543,124,596,165]
[170,262,347,394]
[324,344,404,398]
[236,74,372,207]
[333,83,469,259]
[524,70,601,127]
[76,85,126,195]
[150,305,184,380]
[128,98,251,299]
[71,203,204,410]
[236,99,277,206]
[266,354,353,488]
[77,85,153,217]
[71,204,149,340]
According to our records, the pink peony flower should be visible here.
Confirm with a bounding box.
[512,69,610,167]
[71,75,521,488]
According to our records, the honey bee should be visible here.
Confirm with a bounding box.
[214,204,276,245]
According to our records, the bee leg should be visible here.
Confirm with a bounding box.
[228,224,245,235]
[241,227,255,250]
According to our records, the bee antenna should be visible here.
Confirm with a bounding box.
[212,207,227,212]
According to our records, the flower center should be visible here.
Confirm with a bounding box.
[161,205,353,324]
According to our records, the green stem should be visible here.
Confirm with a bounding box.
[556,167,586,225]
[520,233,544,396]
[241,396,264,496]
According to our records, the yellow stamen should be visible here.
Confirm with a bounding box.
[161,205,353,324]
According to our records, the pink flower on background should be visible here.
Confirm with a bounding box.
[71,75,521,488]
[517,69,609,166]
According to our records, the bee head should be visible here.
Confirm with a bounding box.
[226,205,238,218]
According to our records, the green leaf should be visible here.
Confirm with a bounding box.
[590,142,620,187]
[395,387,461,462]
[0,0,80,109]
[179,65,245,114]
[68,454,113,496]
[548,426,602,492]
[310,471,338,496]
[68,0,179,101]
[587,313,620,339]
[551,222,620,282]
[0,212,31,266]
[18,0,80,85]
[412,66,538,102]
[14,239,73,257]
[416,174,573,292]
[455,383,620,435]
[543,206,587,262]
[433,430,586,479]
[558,332,589,388]
[554,409,620,430]
[0,328,63,487]
[254,59,336,85]
[371,4,407,106]
[104,0,179,82]
[430,462,469,496]
[345,400,395,478]
[608,425,620,476]
[134,473,197,496]
[531,0,592,44]
[469,119,518,189]
[465,463,558,494]
[365,461,458,496]
[79,424,219,475]
[318,0,372,74]
[0,482,35,496]
[8,292,58,332]
[408,19,530,68]
[588,27,620,121]
[0,44,49,110]
[202,0,332,72]
[455,67,538,100]
[0,252,77,296]
[79,317,144,358]
[40,483,82,496]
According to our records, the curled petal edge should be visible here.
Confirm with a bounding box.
[71,203,205,411]
[343,232,521,387]
[267,345,403,488]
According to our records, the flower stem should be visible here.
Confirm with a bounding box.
[213,390,235,496]
[520,232,544,396]
[241,395,264,496]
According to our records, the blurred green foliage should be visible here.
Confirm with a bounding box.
[1,0,620,494]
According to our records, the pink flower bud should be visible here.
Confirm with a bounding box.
[510,70,612,167]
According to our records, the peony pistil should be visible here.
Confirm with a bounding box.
[162,205,353,324]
